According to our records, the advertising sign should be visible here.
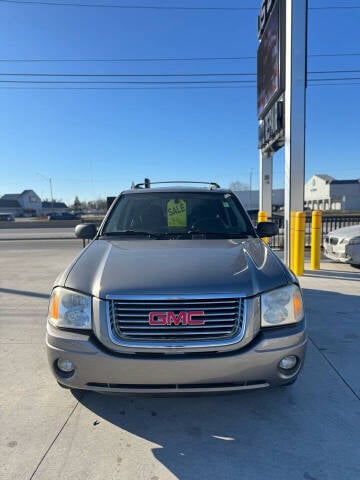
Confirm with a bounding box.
[257,0,285,120]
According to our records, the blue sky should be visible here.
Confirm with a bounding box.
[1,0,360,205]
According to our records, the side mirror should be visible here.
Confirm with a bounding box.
[256,221,278,238]
[75,223,97,240]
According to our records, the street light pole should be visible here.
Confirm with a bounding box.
[49,178,54,212]
[37,173,54,213]
[249,169,254,209]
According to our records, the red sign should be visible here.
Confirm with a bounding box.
[149,311,205,326]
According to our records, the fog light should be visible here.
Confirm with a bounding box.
[279,355,298,370]
[57,358,74,373]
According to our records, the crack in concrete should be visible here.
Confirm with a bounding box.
[308,336,360,401]
[28,394,83,480]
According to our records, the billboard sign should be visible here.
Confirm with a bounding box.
[257,0,285,121]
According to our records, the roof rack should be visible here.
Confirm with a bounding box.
[132,179,221,190]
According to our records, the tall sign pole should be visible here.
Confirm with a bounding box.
[257,0,286,221]
[257,0,307,265]
[284,0,307,265]
[259,150,273,215]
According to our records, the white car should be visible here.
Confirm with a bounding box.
[323,224,360,266]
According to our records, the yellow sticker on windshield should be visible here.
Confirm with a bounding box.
[167,199,187,227]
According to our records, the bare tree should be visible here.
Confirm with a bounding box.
[229,181,249,191]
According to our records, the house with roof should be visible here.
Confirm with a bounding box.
[41,201,68,215]
[0,190,42,216]
[0,190,69,216]
[305,175,360,211]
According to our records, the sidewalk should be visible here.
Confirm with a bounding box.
[0,227,75,241]
[299,261,360,398]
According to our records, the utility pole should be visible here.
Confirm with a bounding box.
[283,0,307,265]
[249,169,254,209]
[38,173,54,213]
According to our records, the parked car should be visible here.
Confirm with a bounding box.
[48,212,80,220]
[46,181,306,394]
[323,224,360,266]
[0,213,15,221]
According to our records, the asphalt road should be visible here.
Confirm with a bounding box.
[1,239,359,480]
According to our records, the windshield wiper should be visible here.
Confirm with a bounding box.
[103,230,161,238]
[187,230,251,238]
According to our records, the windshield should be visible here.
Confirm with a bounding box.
[102,192,255,238]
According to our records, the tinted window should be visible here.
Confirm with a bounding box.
[103,192,254,238]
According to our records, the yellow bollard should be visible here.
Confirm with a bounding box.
[293,212,305,276]
[311,211,322,270]
[258,210,268,243]
[290,211,296,270]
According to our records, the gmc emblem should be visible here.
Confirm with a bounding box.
[149,311,205,326]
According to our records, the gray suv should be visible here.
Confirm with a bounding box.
[46,181,306,393]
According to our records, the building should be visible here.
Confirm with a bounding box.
[0,190,42,216]
[0,190,68,216]
[304,175,360,211]
[234,189,284,211]
[41,201,68,215]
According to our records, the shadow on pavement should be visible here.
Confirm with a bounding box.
[303,288,360,344]
[0,287,49,299]
[75,387,307,480]
[303,269,360,282]
[70,288,360,479]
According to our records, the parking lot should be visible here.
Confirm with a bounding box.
[1,234,359,480]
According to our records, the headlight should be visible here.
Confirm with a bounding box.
[48,287,92,330]
[261,284,304,327]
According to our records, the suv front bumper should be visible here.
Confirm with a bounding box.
[47,321,306,393]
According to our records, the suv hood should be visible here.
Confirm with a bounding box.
[61,238,291,298]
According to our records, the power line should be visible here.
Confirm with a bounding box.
[0,0,257,10]
[0,85,257,90]
[309,70,360,74]
[0,72,258,77]
[1,0,360,9]
[1,82,360,91]
[309,5,360,10]
[0,79,257,84]
[0,56,256,63]
[0,70,359,77]
[309,82,360,86]
[308,77,360,81]
[1,53,360,63]
[1,76,360,85]
[310,53,360,57]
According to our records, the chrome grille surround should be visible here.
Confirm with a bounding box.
[106,294,246,350]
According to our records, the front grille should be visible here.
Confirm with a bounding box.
[108,297,243,343]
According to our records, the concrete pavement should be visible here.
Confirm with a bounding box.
[0,239,359,480]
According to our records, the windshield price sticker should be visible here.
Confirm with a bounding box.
[167,199,187,227]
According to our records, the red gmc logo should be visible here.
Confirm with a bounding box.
[149,311,205,326]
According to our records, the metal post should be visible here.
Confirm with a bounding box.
[311,211,322,270]
[293,211,305,276]
[249,169,253,209]
[259,150,273,216]
[284,0,308,265]
[290,211,296,270]
[258,210,268,243]
[49,177,54,212]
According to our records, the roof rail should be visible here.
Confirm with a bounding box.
[132,180,221,190]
